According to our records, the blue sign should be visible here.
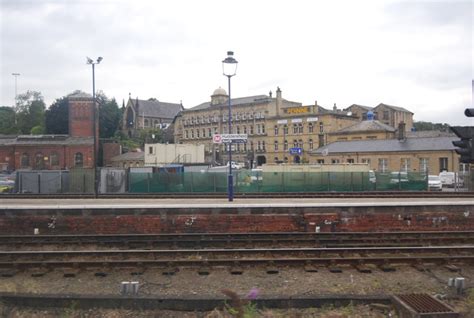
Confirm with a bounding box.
[289,147,302,155]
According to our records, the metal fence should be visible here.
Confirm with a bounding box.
[15,169,95,194]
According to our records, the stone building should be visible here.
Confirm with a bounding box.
[310,136,463,173]
[122,96,183,138]
[173,87,360,167]
[344,103,414,131]
[0,92,95,171]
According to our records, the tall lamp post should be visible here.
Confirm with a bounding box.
[222,51,238,202]
[86,56,103,197]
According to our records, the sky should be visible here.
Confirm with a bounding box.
[0,0,472,125]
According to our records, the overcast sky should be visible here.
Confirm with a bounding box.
[1,0,472,125]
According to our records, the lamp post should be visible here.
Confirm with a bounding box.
[86,56,103,197]
[11,73,20,108]
[222,51,238,202]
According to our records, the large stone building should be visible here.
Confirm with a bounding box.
[0,92,96,171]
[123,96,183,138]
[174,87,360,167]
[344,103,414,131]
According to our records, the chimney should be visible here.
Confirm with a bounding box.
[276,87,282,116]
[276,86,282,99]
[398,121,406,140]
[269,90,272,98]
[333,103,337,111]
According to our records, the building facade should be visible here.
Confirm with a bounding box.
[344,103,414,131]
[310,136,463,173]
[174,87,360,167]
[0,93,95,171]
[122,97,183,138]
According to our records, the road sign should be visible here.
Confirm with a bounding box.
[221,134,248,144]
[212,134,222,144]
[289,147,302,155]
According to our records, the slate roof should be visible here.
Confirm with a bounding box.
[375,103,413,114]
[345,104,373,111]
[0,135,93,146]
[132,99,183,119]
[188,95,273,111]
[111,151,144,162]
[334,120,396,134]
[312,136,457,155]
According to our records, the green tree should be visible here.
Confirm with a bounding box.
[15,90,45,134]
[0,106,18,134]
[45,97,69,134]
[413,121,450,132]
[98,93,121,139]
[30,125,45,135]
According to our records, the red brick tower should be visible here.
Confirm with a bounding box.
[68,92,98,154]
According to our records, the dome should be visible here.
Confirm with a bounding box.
[212,87,227,96]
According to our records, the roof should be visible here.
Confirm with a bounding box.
[0,135,93,146]
[344,104,373,111]
[375,103,413,114]
[312,136,457,155]
[187,95,272,111]
[111,151,144,162]
[333,120,396,134]
[132,99,183,119]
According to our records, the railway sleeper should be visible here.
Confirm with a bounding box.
[30,267,50,277]
[265,261,279,274]
[378,262,396,272]
[0,269,18,277]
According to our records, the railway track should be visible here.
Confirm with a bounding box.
[0,246,473,272]
[1,191,473,199]
[1,231,474,250]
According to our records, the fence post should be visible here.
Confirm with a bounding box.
[327,171,331,191]
[38,172,41,194]
[147,172,150,193]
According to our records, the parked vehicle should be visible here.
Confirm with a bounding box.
[389,171,409,184]
[369,170,376,184]
[439,171,463,188]
[428,175,442,191]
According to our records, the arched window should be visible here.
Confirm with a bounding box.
[20,153,30,168]
[144,119,149,127]
[34,152,45,170]
[74,152,84,167]
[50,152,59,166]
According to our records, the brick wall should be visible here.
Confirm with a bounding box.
[0,146,14,171]
[103,143,121,167]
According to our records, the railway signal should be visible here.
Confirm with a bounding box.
[450,126,474,163]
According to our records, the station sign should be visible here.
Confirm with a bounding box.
[289,147,302,155]
[213,134,248,144]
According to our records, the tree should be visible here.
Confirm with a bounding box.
[413,121,450,132]
[0,106,18,134]
[45,97,69,134]
[97,92,121,139]
[15,91,45,134]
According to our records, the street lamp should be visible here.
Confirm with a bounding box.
[222,51,238,202]
[86,56,103,197]
[11,73,20,108]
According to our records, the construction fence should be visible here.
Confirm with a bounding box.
[8,169,472,194]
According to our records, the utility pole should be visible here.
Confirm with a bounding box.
[11,73,20,108]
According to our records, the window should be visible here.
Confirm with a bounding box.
[274,157,279,162]
[284,157,289,163]
[298,139,303,148]
[309,139,313,150]
[400,158,411,172]
[50,152,59,166]
[202,129,206,137]
[293,124,298,134]
[149,147,153,154]
[191,130,194,138]
[308,123,314,133]
[236,126,240,134]
[293,139,298,148]
[185,130,189,139]
[274,141,278,151]
[439,157,448,173]
[298,123,303,134]
[317,159,325,164]
[250,125,254,135]
[331,159,340,164]
[274,125,279,135]
[244,143,247,151]
[284,140,288,150]
[378,158,388,172]
[361,158,371,165]
[34,152,44,170]
[75,152,84,167]
[257,141,261,151]
[319,122,324,133]
[283,125,288,135]
[347,158,355,164]
[419,158,429,173]
[383,111,389,120]
[196,129,200,138]
[20,153,29,168]
[262,141,266,151]
[144,119,149,127]
[261,125,265,134]
[243,126,247,134]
